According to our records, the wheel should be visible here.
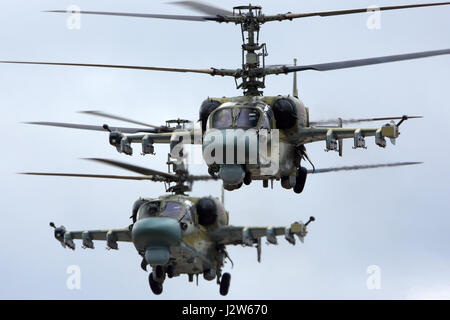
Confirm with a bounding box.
[262,180,268,188]
[219,272,231,296]
[293,167,307,194]
[243,172,252,185]
[149,272,163,295]
[167,265,174,279]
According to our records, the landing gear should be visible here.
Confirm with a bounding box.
[149,272,163,295]
[294,167,307,194]
[155,265,164,279]
[166,265,174,278]
[263,179,268,188]
[243,172,252,185]
[281,176,295,189]
[219,272,231,296]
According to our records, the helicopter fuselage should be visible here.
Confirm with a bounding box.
[200,95,309,190]
[132,194,229,283]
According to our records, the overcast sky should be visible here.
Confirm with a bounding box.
[0,0,449,299]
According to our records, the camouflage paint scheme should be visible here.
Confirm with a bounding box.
[52,193,310,293]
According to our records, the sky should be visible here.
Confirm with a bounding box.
[0,0,449,299]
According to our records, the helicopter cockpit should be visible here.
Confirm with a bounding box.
[137,200,193,222]
[209,103,273,130]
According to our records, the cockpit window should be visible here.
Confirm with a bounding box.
[138,201,161,219]
[212,107,260,129]
[236,108,260,129]
[161,201,184,219]
[212,109,233,129]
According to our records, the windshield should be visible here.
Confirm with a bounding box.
[161,201,184,219]
[236,108,260,129]
[212,107,260,129]
[138,201,161,219]
[212,109,233,129]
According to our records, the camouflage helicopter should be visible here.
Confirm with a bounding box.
[3,1,450,192]
[23,155,421,295]
[23,155,315,295]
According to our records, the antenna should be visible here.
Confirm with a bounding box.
[293,58,298,98]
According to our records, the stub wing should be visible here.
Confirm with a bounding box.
[210,220,310,247]
[50,223,131,250]
[298,124,399,150]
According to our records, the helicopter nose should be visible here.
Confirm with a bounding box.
[132,217,181,265]
[202,128,258,165]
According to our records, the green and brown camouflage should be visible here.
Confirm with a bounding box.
[6,2,438,191]
[28,156,313,295]
[49,192,312,296]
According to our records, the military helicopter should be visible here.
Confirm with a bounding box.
[3,1,449,192]
[23,154,423,295]
[23,155,316,295]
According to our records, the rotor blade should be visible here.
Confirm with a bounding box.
[20,172,155,180]
[308,161,422,174]
[0,60,237,77]
[79,110,171,131]
[279,49,450,73]
[0,60,218,74]
[45,9,219,22]
[310,115,423,126]
[187,175,218,182]
[24,121,156,134]
[170,1,232,16]
[85,158,176,179]
[269,2,450,21]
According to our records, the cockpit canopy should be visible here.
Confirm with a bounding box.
[137,200,192,222]
[209,105,273,130]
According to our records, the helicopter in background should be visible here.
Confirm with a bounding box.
[4,1,449,191]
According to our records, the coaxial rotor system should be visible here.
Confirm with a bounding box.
[1,1,449,95]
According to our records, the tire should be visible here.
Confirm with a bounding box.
[149,272,163,295]
[167,265,174,279]
[294,167,307,194]
[219,272,231,296]
[243,173,252,185]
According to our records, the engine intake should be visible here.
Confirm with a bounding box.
[131,199,147,222]
[199,99,221,131]
[272,98,297,129]
[196,198,217,226]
